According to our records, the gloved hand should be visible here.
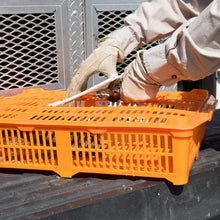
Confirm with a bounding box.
[65,37,124,98]
[120,50,161,103]
[96,50,161,103]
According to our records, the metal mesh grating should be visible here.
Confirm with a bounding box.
[0,13,58,90]
[97,10,160,75]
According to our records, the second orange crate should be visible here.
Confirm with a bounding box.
[0,88,217,185]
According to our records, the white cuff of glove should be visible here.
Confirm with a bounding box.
[120,50,161,103]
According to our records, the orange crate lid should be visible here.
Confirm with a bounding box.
[0,88,217,131]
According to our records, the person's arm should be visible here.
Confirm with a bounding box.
[109,0,212,57]
[119,0,220,103]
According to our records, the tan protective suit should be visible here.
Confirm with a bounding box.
[66,0,220,103]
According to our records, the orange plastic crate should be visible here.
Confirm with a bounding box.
[0,88,217,185]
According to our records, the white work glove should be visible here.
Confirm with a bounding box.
[65,37,124,98]
[120,50,161,103]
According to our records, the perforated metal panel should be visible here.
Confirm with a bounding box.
[98,10,133,75]
[97,9,161,75]
[0,0,69,97]
[0,0,176,97]
[0,13,58,90]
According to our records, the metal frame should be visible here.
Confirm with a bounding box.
[85,0,146,55]
[0,0,69,96]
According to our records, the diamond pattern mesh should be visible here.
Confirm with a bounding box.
[97,10,160,75]
[0,13,58,90]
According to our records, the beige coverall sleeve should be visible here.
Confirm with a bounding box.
[109,0,220,87]
[142,0,220,86]
[109,0,213,57]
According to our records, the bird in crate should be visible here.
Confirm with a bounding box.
[0,129,57,163]
[0,129,102,164]
[70,131,102,159]
[94,78,122,102]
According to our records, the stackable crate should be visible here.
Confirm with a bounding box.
[0,88,217,185]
